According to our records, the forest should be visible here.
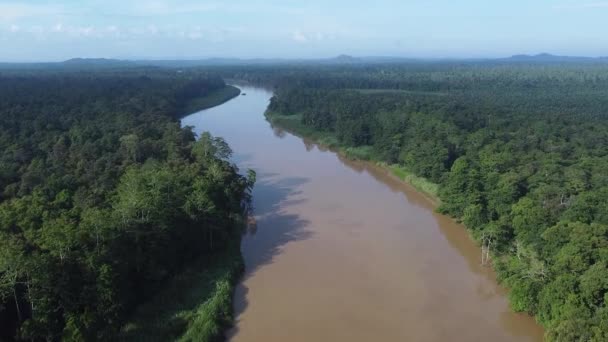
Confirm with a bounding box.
[256,62,608,341]
[0,71,253,340]
[3,60,608,341]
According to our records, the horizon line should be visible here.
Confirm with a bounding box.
[2,52,608,64]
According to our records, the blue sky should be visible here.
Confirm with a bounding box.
[1,0,607,61]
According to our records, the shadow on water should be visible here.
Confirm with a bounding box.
[288,136,506,290]
[266,115,505,283]
[227,173,313,339]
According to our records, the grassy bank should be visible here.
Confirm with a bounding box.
[266,112,340,147]
[265,111,439,202]
[119,243,244,342]
[382,163,439,200]
[182,85,241,114]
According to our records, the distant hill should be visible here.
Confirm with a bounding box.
[0,58,142,71]
[62,58,136,67]
[134,54,608,68]
[134,55,426,67]
[135,58,290,68]
[500,53,603,63]
[2,54,608,70]
[332,54,358,63]
[131,55,361,68]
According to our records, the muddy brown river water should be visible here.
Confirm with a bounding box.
[181,86,544,341]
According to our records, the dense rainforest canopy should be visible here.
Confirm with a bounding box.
[3,60,608,341]
[249,62,608,341]
[0,72,253,340]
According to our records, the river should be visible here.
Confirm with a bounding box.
[181,86,544,341]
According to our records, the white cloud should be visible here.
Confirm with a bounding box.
[188,27,203,40]
[188,32,203,40]
[0,3,62,21]
[292,30,308,43]
[2,24,126,39]
[78,27,94,37]
[48,25,95,37]
[292,30,331,43]
[182,26,231,42]
[52,23,64,33]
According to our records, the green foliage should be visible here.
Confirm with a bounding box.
[344,145,374,160]
[263,63,608,339]
[181,85,241,114]
[119,247,243,342]
[0,74,253,340]
[387,164,439,199]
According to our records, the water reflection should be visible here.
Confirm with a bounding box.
[272,126,287,139]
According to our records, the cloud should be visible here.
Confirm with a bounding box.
[146,25,158,35]
[181,26,232,42]
[2,24,124,39]
[1,23,235,43]
[188,32,203,40]
[52,24,64,33]
[292,30,308,43]
[292,30,332,43]
[47,25,96,38]
[0,3,63,21]
[107,25,120,34]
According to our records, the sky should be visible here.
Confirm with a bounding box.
[0,0,607,62]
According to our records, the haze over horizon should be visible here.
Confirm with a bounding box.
[1,0,608,62]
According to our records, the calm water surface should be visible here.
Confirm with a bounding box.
[181,86,544,342]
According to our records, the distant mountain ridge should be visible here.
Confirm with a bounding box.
[1,54,607,70]
[104,54,608,66]
[63,58,136,66]
[501,53,608,62]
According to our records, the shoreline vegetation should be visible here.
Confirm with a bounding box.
[254,64,608,340]
[265,110,440,202]
[264,109,516,288]
[0,75,252,341]
[119,240,244,342]
[121,85,246,342]
[265,107,542,332]
[182,85,241,114]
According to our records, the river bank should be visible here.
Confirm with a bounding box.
[182,85,241,114]
[119,242,244,341]
[263,109,546,338]
[265,110,440,204]
[118,85,247,342]
[182,86,542,341]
